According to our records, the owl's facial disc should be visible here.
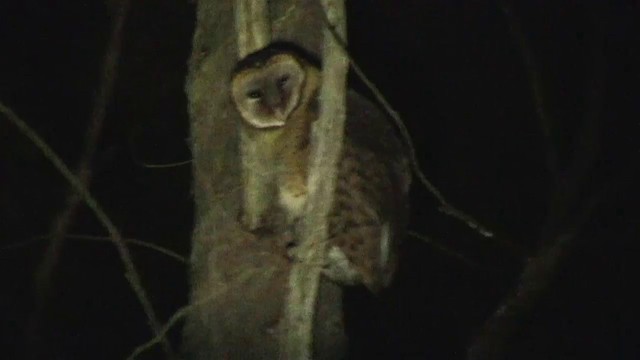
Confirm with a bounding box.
[265,57,305,122]
[232,54,306,129]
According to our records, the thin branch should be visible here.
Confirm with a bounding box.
[32,0,130,302]
[20,0,175,357]
[127,127,192,169]
[322,19,494,239]
[468,233,571,360]
[407,231,479,268]
[141,159,193,169]
[3,234,187,264]
[0,102,171,359]
[127,302,192,360]
[272,3,298,29]
[541,13,605,244]
[500,1,558,178]
[70,234,187,262]
[469,9,608,358]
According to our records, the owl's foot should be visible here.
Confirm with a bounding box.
[322,245,362,287]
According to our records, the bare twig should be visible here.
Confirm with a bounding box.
[272,3,298,29]
[141,159,193,168]
[19,0,173,357]
[67,234,187,262]
[469,7,607,358]
[32,0,130,303]
[468,231,571,360]
[500,1,558,178]
[407,231,479,268]
[0,102,172,359]
[127,303,192,360]
[322,19,494,239]
[3,234,187,264]
[539,14,605,244]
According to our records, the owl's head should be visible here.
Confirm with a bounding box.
[231,48,309,129]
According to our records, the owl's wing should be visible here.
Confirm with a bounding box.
[323,91,411,292]
[345,90,412,197]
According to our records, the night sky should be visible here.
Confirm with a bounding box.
[1,1,638,359]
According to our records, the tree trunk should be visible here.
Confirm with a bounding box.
[182,1,346,359]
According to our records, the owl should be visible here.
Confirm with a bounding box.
[231,42,411,292]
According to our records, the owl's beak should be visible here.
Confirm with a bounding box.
[274,108,287,122]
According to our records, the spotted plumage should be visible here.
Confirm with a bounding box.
[231,43,411,292]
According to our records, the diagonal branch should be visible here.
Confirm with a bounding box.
[1,102,172,359]
[468,5,607,359]
[32,0,131,305]
[3,234,187,264]
[19,0,174,356]
[500,1,558,179]
[322,18,494,239]
[467,163,632,360]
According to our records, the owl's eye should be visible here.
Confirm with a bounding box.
[246,89,262,99]
[276,75,290,88]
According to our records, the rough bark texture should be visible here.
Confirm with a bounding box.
[281,1,348,358]
[183,1,345,359]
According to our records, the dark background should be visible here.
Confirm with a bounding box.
[1,1,637,359]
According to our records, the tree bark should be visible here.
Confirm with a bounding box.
[183,1,346,359]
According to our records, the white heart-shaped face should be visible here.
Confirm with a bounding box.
[231,54,306,129]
